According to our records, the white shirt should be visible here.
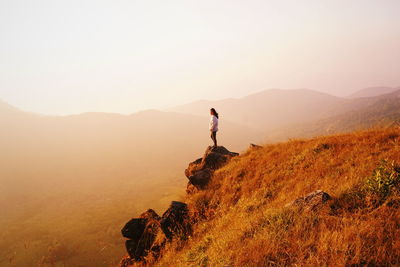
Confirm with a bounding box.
[209,115,218,132]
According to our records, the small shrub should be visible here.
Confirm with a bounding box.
[364,160,400,206]
[263,209,295,234]
[313,143,330,153]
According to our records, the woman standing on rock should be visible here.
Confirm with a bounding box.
[210,108,219,147]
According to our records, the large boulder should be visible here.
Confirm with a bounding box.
[199,146,239,170]
[160,201,192,240]
[121,218,146,240]
[185,158,203,178]
[188,169,212,189]
[185,146,239,189]
[121,209,161,261]
[286,190,331,211]
[121,209,160,239]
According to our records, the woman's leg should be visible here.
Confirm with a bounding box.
[211,131,217,147]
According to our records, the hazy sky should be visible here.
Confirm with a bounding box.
[1,0,399,115]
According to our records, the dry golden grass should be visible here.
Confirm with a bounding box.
[137,128,400,266]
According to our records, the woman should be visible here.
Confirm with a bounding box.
[209,108,219,147]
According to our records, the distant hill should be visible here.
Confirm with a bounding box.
[267,90,400,141]
[348,86,400,98]
[169,88,400,133]
[168,89,346,131]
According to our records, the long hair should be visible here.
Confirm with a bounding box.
[210,108,219,119]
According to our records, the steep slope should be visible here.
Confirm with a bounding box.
[124,127,400,266]
[0,101,262,266]
[349,86,400,98]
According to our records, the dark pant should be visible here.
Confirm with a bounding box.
[211,131,217,147]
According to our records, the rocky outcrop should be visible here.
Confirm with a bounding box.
[185,146,239,190]
[286,190,331,211]
[120,146,238,265]
[120,202,191,263]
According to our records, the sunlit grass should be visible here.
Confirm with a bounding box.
[145,128,400,266]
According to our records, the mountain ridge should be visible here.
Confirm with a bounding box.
[266,89,400,141]
[348,86,400,98]
[168,88,400,132]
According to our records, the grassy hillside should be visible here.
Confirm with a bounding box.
[141,127,400,266]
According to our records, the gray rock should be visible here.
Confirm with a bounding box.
[189,169,212,189]
[121,218,146,240]
[286,190,331,211]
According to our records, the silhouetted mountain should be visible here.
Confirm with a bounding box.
[348,86,400,98]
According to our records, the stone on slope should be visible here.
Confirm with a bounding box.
[286,190,331,211]
[200,146,239,170]
[188,169,212,189]
[185,158,203,178]
[121,209,162,261]
[121,218,146,240]
[185,146,239,189]
[160,201,192,240]
[249,143,262,149]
